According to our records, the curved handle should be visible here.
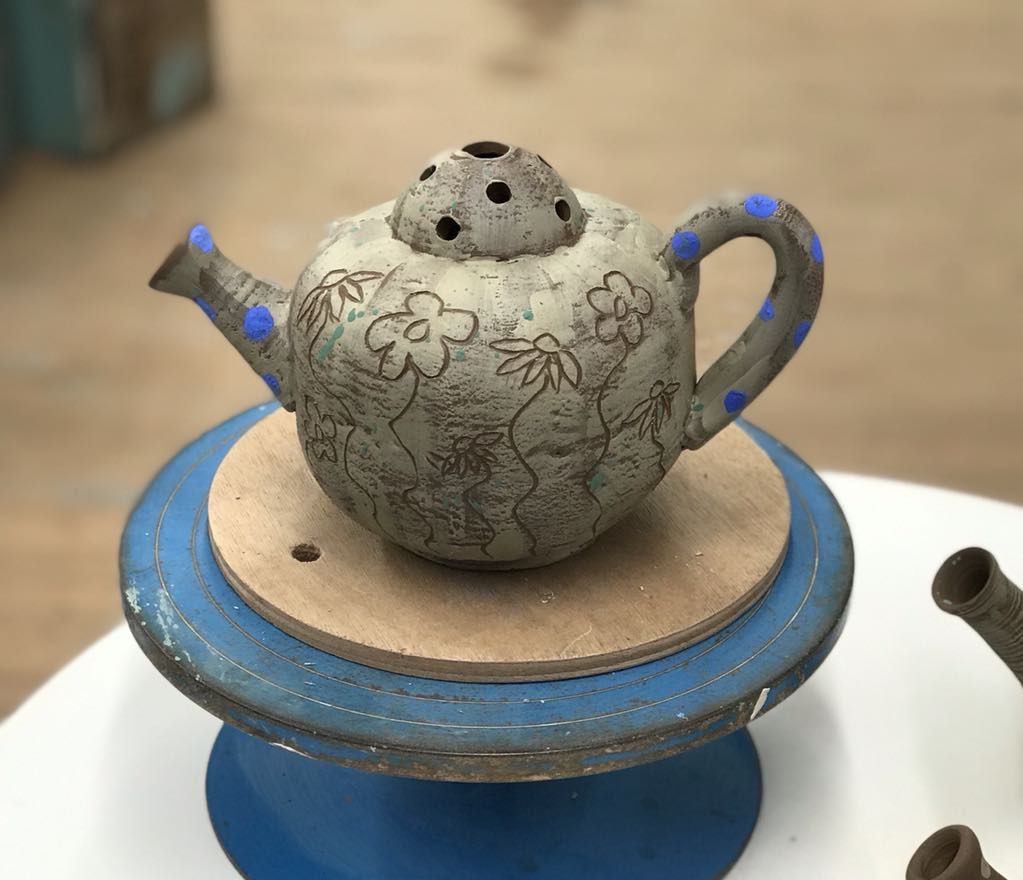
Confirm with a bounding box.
[665,193,824,449]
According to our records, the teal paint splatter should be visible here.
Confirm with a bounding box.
[522,309,534,321]
[454,349,466,361]
[317,324,345,361]
[348,308,357,322]
[357,310,365,318]
[588,472,605,491]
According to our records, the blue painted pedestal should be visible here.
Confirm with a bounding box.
[120,405,853,879]
[208,725,761,880]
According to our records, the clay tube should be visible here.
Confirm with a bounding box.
[932,547,1023,687]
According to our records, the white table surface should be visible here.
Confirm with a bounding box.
[2,473,1021,878]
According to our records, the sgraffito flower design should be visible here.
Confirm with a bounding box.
[491,333,582,391]
[586,271,653,344]
[297,269,384,332]
[429,432,504,478]
[302,396,338,462]
[623,380,681,440]
[367,292,478,380]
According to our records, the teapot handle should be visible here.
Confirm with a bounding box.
[665,193,824,449]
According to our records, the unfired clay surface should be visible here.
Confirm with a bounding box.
[150,142,823,568]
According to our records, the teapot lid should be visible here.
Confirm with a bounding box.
[388,141,586,260]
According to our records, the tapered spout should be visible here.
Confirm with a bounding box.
[932,547,1023,687]
[150,224,295,410]
[906,825,1006,880]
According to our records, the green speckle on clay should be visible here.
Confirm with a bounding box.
[588,472,606,491]
[523,309,534,321]
[316,324,345,361]
[454,349,466,361]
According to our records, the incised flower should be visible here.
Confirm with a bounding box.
[429,432,503,478]
[297,269,384,332]
[623,380,681,439]
[367,291,478,379]
[491,333,581,391]
[586,270,653,344]
[302,397,338,462]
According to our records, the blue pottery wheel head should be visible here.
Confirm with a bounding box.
[119,404,853,782]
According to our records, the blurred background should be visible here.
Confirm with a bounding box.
[1,0,1021,716]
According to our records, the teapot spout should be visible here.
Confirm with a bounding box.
[932,547,1023,687]
[150,224,295,410]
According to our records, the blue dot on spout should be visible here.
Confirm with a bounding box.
[744,194,778,219]
[724,390,747,413]
[671,230,701,260]
[189,224,214,253]
[758,297,775,321]
[244,305,275,341]
[262,373,281,395]
[794,320,812,349]
[810,233,824,263]
[195,297,217,320]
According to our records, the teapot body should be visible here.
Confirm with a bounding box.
[290,194,694,568]
[150,141,823,571]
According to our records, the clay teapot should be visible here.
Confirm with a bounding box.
[151,141,823,569]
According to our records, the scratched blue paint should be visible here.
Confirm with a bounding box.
[261,373,280,395]
[758,297,775,321]
[207,723,761,880]
[195,297,217,320]
[243,305,274,341]
[810,232,824,263]
[189,223,214,253]
[743,194,778,218]
[119,404,853,781]
[522,309,534,321]
[723,389,747,413]
[670,230,701,260]
[794,320,812,349]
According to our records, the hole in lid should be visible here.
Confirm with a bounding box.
[436,216,461,240]
[463,141,509,159]
[555,198,572,221]
[419,164,436,181]
[291,542,321,563]
[486,181,512,203]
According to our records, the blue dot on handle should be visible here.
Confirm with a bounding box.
[195,297,217,320]
[794,320,812,349]
[189,224,214,253]
[244,305,275,341]
[810,233,824,263]
[758,297,775,321]
[744,194,778,219]
[262,373,281,395]
[671,230,701,260]
[724,390,748,413]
